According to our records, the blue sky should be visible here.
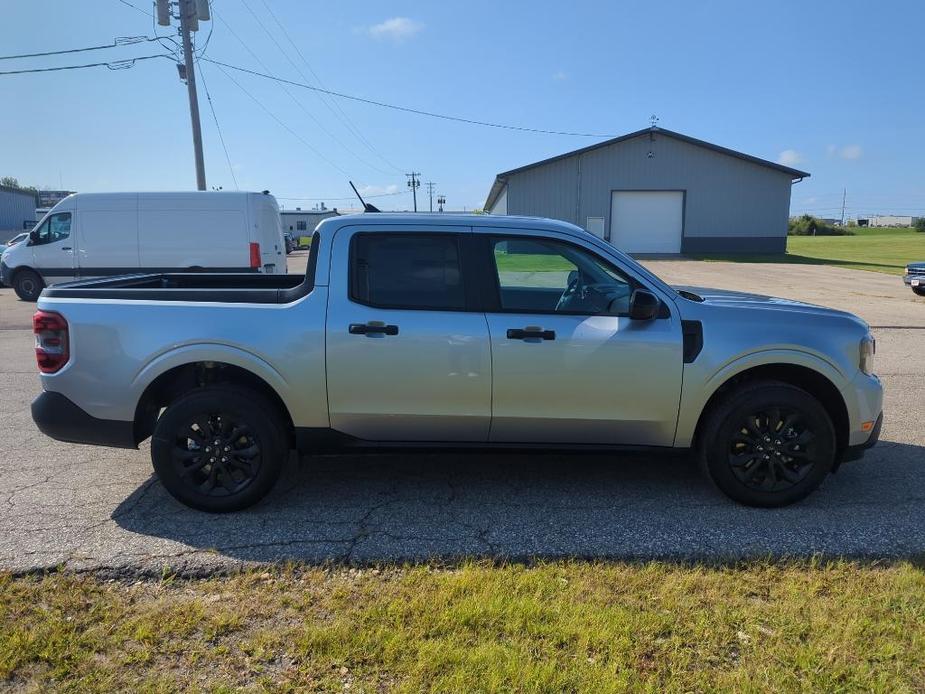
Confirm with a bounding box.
[1,0,923,216]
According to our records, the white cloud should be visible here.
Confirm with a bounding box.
[826,144,837,157]
[840,144,862,160]
[360,184,400,196]
[368,17,423,42]
[552,69,568,81]
[777,149,804,166]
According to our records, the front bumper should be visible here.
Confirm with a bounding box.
[905,273,925,286]
[842,411,883,462]
[32,391,137,449]
[0,260,12,286]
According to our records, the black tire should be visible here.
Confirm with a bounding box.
[698,380,836,508]
[151,386,288,512]
[912,286,925,297]
[13,268,44,301]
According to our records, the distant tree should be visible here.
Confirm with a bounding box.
[0,176,20,188]
[788,214,853,236]
[915,217,925,233]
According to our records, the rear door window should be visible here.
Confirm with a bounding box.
[350,233,466,311]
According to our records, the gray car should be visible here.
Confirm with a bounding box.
[904,262,925,296]
[29,213,883,512]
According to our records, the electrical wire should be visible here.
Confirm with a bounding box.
[245,0,403,173]
[0,54,172,75]
[213,15,396,181]
[115,0,152,17]
[201,57,617,138]
[0,36,164,61]
[211,61,353,178]
[197,60,239,190]
[214,8,395,177]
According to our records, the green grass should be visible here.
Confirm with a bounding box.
[692,228,924,275]
[2,562,925,691]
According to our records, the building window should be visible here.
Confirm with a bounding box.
[296,220,307,231]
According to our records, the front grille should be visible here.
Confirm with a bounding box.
[907,266,925,277]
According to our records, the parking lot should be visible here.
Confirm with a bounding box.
[1,256,923,575]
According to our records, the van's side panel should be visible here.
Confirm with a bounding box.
[252,194,286,274]
[138,193,248,269]
[74,193,140,277]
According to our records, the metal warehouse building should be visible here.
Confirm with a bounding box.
[0,185,39,237]
[484,127,809,254]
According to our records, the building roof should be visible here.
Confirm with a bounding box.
[0,184,40,206]
[484,127,811,211]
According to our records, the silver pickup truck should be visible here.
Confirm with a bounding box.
[31,213,883,512]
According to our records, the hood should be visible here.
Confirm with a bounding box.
[673,285,866,323]
[907,262,925,270]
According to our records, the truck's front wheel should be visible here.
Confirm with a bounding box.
[699,381,836,507]
[151,386,287,512]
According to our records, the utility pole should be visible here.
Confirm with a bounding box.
[406,172,421,212]
[159,0,210,190]
[840,187,847,226]
[425,181,436,212]
[437,194,445,213]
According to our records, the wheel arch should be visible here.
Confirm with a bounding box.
[692,362,850,457]
[132,360,295,447]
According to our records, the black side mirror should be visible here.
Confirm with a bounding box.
[629,289,660,320]
[28,230,38,244]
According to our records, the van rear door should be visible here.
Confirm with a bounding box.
[251,194,285,274]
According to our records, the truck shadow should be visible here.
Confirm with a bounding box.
[111,440,925,567]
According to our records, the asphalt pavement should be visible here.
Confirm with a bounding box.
[1,257,923,575]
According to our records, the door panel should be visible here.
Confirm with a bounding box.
[482,231,683,446]
[30,212,75,284]
[487,313,682,445]
[325,227,492,441]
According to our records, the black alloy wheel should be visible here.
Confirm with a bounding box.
[728,407,817,492]
[151,386,287,512]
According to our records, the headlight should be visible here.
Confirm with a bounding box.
[860,335,876,375]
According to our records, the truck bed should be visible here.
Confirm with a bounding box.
[40,272,311,304]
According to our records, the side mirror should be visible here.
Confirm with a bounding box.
[28,230,38,244]
[628,289,660,321]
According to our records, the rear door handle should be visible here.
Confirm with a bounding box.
[349,322,399,336]
[61,247,72,251]
[507,327,555,340]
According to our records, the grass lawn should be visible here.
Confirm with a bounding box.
[2,561,924,691]
[692,228,925,275]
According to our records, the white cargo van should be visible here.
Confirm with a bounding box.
[0,191,286,300]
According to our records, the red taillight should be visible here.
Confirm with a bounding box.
[33,310,69,374]
[249,242,261,269]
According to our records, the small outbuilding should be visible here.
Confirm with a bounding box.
[484,127,809,254]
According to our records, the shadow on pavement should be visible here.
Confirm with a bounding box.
[112,440,925,566]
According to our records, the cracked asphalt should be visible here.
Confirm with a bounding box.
[1,259,923,574]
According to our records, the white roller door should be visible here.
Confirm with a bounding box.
[609,191,683,253]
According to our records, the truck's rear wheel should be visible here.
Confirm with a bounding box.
[151,386,287,512]
[699,381,836,507]
[13,269,44,301]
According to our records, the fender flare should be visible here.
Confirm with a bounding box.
[675,348,849,447]
[130,342,295,416]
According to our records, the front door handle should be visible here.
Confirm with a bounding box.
[349,322,399,336]
[61,246,72,251]
[507,327,555,340]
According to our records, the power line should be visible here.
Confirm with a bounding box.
[0,36,165,61]
[215,5,393,177]
[197,60,239,190]
[200,57,617,138]
[0,54,171,76]
[115,0,153,17]
[253,0,404,173]
[210,61,353,178]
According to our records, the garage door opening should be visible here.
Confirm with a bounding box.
[609,191,684,254]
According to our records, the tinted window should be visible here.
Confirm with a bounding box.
[351,234,465,310]
[33,212,71,245]
[297,220,307,231]
[492,237,633,315]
